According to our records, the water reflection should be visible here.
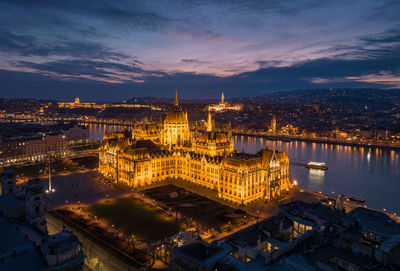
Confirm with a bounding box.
[231,134,400,214]
[308,169,325,185]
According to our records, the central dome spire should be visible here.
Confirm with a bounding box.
[164,89,187,124]
[174,88,179,106]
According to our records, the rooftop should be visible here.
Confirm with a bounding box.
[0,218,32,252]
[180,241,220,261]
[228,214,294,248]
[349,207,400,237]
[305,244,376,269]
[173,239,231,267]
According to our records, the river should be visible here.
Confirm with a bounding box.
[88,124,400,214]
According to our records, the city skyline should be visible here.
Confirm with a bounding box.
[0,0,400,100]
[1,2,400,269]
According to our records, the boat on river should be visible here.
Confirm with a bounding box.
[305,161,328,170]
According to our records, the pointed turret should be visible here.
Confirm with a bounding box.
[174,89,179,106]
[221,91,225,104]
[228,121,232,139]
[207,110,213,132]
[195,121,199,138]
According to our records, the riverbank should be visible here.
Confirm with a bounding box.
[233,132,400,151]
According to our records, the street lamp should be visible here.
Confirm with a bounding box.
[44,135,55,194]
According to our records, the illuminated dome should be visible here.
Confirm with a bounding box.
[165,107,187,124]
[164,91,188,124]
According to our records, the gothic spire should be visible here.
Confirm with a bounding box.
[207,110,213,132]
[228,120,232,139]
[174,88,179,106]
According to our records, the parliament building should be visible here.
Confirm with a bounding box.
[99,92,291,205]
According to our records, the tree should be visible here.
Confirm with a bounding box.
[141,224,177,267]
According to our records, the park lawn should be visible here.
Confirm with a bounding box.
[16,160,78,179]
[69,143,100,151]
[71,156,99,170]
[85,197,184,242]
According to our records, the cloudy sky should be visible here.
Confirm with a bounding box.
[0,0,399,101]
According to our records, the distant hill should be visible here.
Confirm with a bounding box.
[125,97,216,104]
[230,88,400,112]
[0,98,53,113]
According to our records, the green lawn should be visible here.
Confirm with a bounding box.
[71,156,99,169]
[16,160,78,179]
[69,143,100,151]
[85,197,184,242]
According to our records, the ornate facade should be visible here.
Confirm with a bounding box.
[99,92,291,205]
[161,91,191,147]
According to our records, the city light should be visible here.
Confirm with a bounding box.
[1,2,400,268]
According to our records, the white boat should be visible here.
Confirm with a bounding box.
[305,161,328,170]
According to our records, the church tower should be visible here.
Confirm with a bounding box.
[221,92,225,104]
